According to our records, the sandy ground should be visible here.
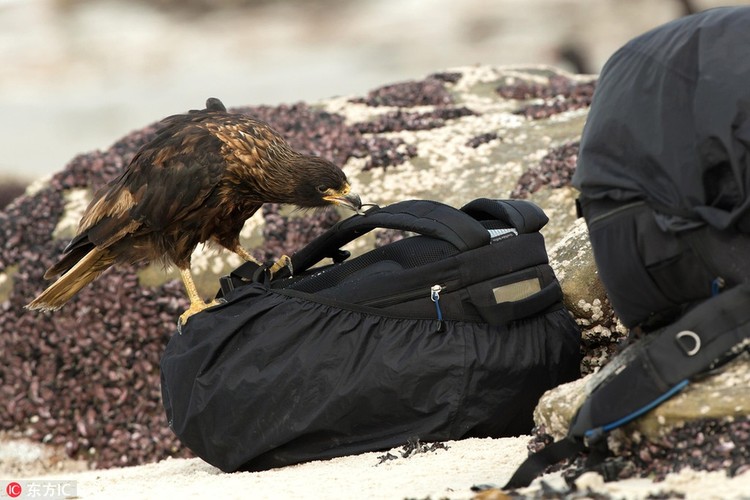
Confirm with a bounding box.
[3,435,750,499]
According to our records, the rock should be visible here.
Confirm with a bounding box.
[546,217,628,374]
[534,370,592,441]
[547,218,600,317]
[0,65,595,470]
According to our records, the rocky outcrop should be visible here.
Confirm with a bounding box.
[547,216,627,374]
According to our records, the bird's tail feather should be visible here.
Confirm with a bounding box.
[26,247,115,311]
[44,243,93,279]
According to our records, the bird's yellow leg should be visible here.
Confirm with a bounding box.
[233,246,262,265]
[233,246,293,277]
[178,267,220,325]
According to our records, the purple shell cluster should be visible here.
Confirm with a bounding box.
[511,141,579,199]
[352,107,476,134]
[465,132,500,149]
[350,76,456,107]
[612,417,750,480]
[497,74,597,119]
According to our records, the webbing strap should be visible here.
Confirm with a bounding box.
[502,437,586,490]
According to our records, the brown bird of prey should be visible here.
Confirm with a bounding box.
[27,98,361,324]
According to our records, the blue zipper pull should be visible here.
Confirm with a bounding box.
[431,285,445,332]
[711,277,725,296]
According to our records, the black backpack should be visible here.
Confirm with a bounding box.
[160,198,581,472]
[573,6,750,329]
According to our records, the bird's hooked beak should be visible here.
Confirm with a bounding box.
[323,187,363,213]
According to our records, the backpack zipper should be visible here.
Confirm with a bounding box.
[431,285,445,332]
[360,284,444,307]
[360,284,447,331]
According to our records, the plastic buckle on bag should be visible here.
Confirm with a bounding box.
[216,261,263,299]
[218,274,235,298]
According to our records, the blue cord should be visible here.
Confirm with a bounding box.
[585,379,690,438]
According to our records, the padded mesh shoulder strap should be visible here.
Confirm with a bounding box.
[502,283,750,490]
[291,199,491,274]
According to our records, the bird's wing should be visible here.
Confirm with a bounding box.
[48,119,226,272]
[100,120,227,233]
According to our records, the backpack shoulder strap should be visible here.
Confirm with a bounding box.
[499,436,586,490]
[500,283,750,490]
[291,199,491,275]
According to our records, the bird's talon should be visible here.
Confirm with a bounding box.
[268,255,293,278]
[178,299,223,330]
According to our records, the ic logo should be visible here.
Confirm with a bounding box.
[5,482,22,498]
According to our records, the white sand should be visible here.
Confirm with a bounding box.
[9,436,750,500]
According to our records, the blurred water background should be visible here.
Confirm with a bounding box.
[0,0,744,192]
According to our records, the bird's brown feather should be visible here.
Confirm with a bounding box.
[28,247,116,310]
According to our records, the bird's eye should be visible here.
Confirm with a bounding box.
[316,185,328,194]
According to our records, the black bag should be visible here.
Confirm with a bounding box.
[160,198,581,472]
[493,9,750,492]
[573,6,750,329]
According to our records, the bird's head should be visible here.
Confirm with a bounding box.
[290,156,362,212]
